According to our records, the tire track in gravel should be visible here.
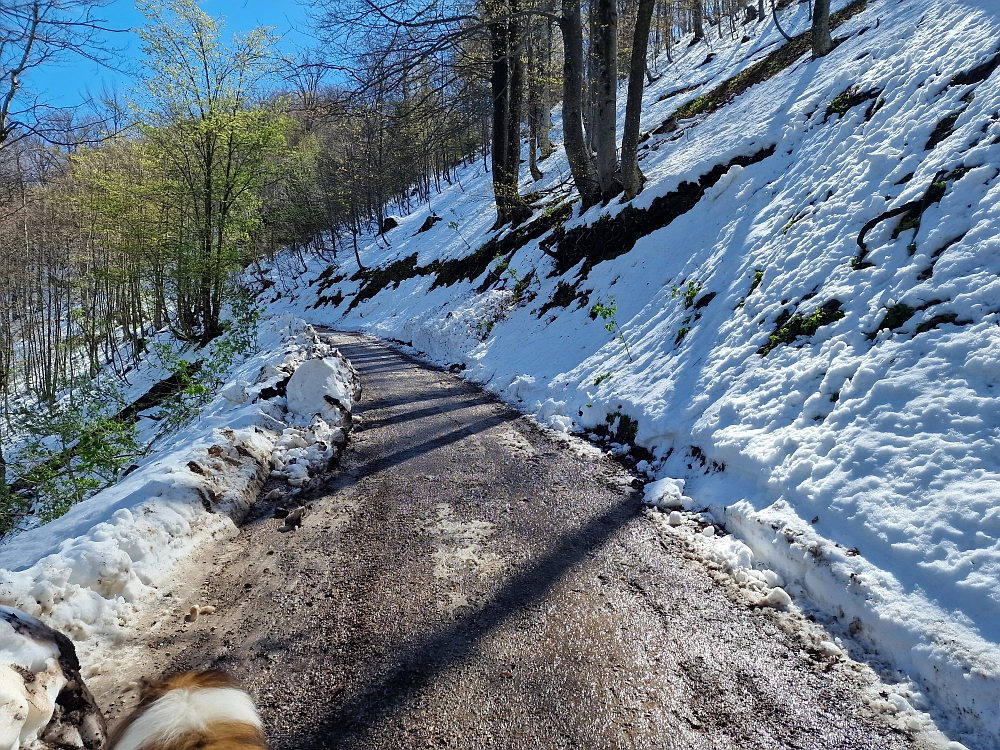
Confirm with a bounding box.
[102,331,916,750]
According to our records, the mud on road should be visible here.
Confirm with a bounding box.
[97,332,916,750]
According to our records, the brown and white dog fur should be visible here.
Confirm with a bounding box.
[108,672,266,750]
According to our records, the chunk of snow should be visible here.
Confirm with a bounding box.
[762,588,792,609]
[643,477,685,508]
[220,381,250,404]
[286,356,357,422]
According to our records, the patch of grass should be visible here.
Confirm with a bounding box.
[538,280,587,318]
[758,300,845,356]
[593,372,613,386]
[348,253,421,311]
[825,86,881,121]
[675,326,691,345]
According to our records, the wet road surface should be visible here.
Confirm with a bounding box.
[114,332,915,750]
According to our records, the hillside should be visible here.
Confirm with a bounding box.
[266,0,1000,744]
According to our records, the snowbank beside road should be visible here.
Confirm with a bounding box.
[0,315,360,749]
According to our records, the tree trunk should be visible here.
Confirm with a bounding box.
[490,20,513,222]
[622,0,655,200]
[811,0,832,57]
[592,0,621,201]
[559,0,601,209]
[584,4,599,151]
[538,11,555,160]
[528,29,543,181]
[693,0,705,41]
[504,8,530,224]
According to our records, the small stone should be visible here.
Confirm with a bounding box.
[264,489,283,502]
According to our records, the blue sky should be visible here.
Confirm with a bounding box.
[29,0,317,107]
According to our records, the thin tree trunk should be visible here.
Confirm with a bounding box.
[538,10,555,160]
[559,0,601,209]
[622,0,655,200]
[528,26,543,181]
[504,6,530,224]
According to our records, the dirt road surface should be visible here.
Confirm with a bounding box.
[96,332,915,750]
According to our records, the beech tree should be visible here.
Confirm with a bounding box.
[133,0,290,343]
[620,0,655,199]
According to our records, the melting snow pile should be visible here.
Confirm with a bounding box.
[264,348,361,487]
[0,607,104,750]
[0,315,359,742]
[264,0,1000,743]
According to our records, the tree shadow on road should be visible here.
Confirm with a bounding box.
[305,494,638,748]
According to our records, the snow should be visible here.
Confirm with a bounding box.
[0,609,65,750]
[259,0,1000,744]
[0,315,360,748]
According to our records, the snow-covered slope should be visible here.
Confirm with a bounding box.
[268,0,1000,744]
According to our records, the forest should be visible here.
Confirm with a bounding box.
[0,0,821,532]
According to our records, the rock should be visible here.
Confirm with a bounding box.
[0,608,107,750]
[414,214,442,234]
[380,216,399,233]
[285,508,304,528]
[274,507,290,519]
[264,489,283,502]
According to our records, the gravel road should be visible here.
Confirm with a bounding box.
[100,332,916,750]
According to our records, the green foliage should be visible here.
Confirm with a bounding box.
[116,0,292,342]
[153,292,261,434]
[593,372,613,386]
[6,381,141,531]
[591,297,634,364]
[758,300,845,356]
[606,412,639,445]
[825,86,880,120]
[675,326,691,345]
